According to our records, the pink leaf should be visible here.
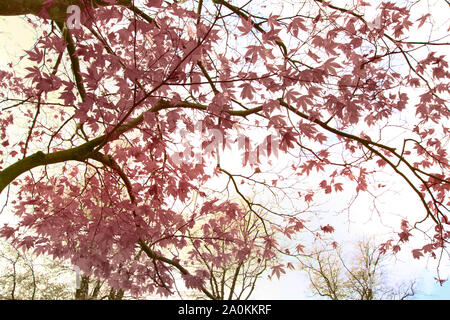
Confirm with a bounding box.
[320,225,335,233]
[412,249,423,259]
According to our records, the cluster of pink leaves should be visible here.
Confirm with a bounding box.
[0,0,448,293]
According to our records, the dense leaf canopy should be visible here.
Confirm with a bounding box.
[0,0,448,297]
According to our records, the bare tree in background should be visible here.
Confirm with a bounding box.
[0,240,73,299]
[74,275,125,300]
[301,239,416,300]
[0,239,125,300]
[183,207,275,300]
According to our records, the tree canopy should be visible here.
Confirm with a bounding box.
[0,0,448,298]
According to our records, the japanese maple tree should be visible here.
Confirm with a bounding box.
[0,0,448,297]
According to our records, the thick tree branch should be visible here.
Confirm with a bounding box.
[56,21,87,101]
[0,98,258,194]
[0,0,131,20]
[138,239,217,300]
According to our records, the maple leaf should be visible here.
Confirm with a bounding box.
[434,277,447,285]
[286,262,295,271]
[270,264,286,280]
[298,121,317,138]
[182,273,205,290]
[314,129,330,146]
[320,225,335,233]
[412,249,424,259]
[25,47,44,63]
[245,45,264,64]
[284,88,300,104]
[334,182,344,192]
[296,243,305,253]
[288,17,307,37]
[279,130,298,152]
[24,66,42,84]
[59,85,76,105]
[305,193,314,203]
[0,225,16,240]
[379,240,392,254]
[239,82,256,100]
[321,58,341,75]
[422,243,434,253]
[237,16,254,35]
[148,0,164,6]
[398,231,411,242]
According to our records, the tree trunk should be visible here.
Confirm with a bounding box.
[108,288,124,300]
[74,275,90,300]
